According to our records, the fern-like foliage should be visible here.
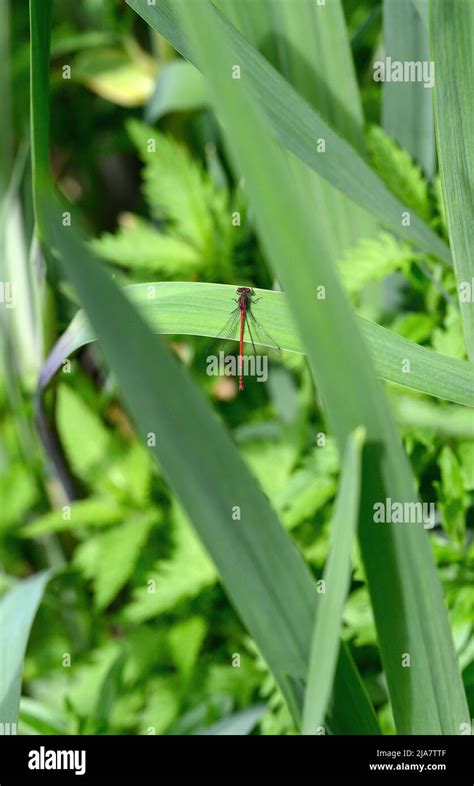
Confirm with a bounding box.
[338,231,414,295]
[124,502,217,623]
[21,496,126,537]
[73,509,159,611]
[92,120,239,281]
[366,126,431,221]
[90,213,201,274]
[128,119,219,247]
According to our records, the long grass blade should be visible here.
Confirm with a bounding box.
[431,0,474,361]
[214,0,375,261]
[302,427,365,734]
[382,0,436,178]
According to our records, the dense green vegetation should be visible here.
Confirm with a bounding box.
[0,0,472,737]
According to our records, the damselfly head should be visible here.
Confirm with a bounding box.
[236,286,253,295]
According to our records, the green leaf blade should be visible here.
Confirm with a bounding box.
[40,282,474,408]
[0,572,50,724]
[302,427,365,734]
[431,0,474,360]
[382,0,436,178]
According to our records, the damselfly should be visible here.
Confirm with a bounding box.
[208,287,281,391]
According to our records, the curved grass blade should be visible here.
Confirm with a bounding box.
[39,282,474,408]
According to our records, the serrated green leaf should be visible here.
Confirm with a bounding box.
[109,441,153,507]
[457,442,474,491]
[338,232,413,295]
[56,384,111,478]
[58,642,121,720]
[90,214,201,274]
[124,504,217,622]
[436,446,467,545]
[275,473,336,532]
[238,427,299,500]
[367,126,431,222]
[86,652,126,734]
[168,617,207,680]
[127,119,234,279]
[205,656,259,709]
[92,510,159,610]
[0,465,39,531]
[138,676,180,734]
[21,496,125,537]
[127,119,215,247]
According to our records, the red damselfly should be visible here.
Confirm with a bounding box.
[208,287,281,391]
